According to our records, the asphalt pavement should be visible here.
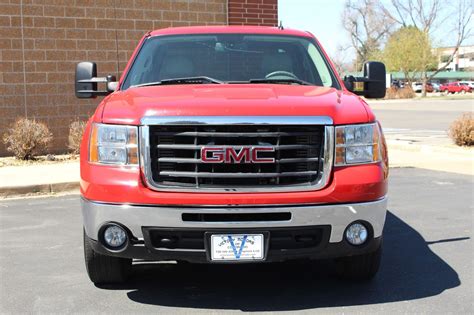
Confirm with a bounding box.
[0,168,472,314]
[369,98,473,131]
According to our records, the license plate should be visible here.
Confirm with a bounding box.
[210,234,264,261]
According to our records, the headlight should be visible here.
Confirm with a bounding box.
[335,123,381,166]
[89,123,138,165]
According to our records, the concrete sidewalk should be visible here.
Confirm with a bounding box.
[383,129,473,175]
[0,161,79,197]
[0,138,472,197]
[387,140,473,175]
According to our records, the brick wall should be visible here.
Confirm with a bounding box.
[228,0,277,26]
[0,0,227,155]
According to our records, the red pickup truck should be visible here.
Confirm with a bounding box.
[76,26,388,285]
[440,82,472,94]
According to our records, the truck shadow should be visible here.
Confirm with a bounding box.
[109,211,462,311]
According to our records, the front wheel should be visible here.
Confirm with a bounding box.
[334,242,382,280]
[83,229,132,285]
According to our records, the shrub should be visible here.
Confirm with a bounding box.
[385,86,416,99]
[449,113,474,146]
[68,120,87,154]
[2,118,53,160]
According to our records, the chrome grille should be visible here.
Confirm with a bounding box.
[140,116,334,192]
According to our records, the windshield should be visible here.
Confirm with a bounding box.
[121,34,340,90]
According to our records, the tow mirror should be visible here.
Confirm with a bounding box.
[344,61,386,99]
[75,61,117,99]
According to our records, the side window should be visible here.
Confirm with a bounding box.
[307,44,333,87]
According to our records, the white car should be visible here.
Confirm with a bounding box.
[458,81,474,89]
[411,82,422,93]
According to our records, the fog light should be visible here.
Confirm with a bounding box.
[345,223,368,245]
[103,225,127,248]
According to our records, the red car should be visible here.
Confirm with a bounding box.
[75,26,389,284]
[440,82,472,94]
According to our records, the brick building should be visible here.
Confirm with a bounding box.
[0,0,278,155]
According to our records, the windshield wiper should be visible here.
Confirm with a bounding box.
[248,78,311,85]
[132,76,223,88]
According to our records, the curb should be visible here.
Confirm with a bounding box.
[0,182,80,198]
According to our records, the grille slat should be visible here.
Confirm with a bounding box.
[156,131,318,137]
[157,157,320,164]
[157,144,316,150]
[147,124,327,191]
[159,171,320,178]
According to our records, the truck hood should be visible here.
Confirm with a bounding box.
[100,84,372,125]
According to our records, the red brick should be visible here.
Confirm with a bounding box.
[56,39,77,50]
[35,38,56,49]
[163,10,179,21]
[171,1,189,11]
[22,5,44,16]
[85,7,106,18]
[0,4,21,15]
[189,2,206,11]
[55,17,75,28]
[0,16,11,26]
[33,16,55,27]
[76,18,97,28]
[125,9,143,19]
[64,7,85,17]
[66,29,86,39]
[43,5,64,16]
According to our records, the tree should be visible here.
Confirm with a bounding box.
[331,45,357,75]
[383,26,437,85]
[341,0,395,69]
[381,0,472,96]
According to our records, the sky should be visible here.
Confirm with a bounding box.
[278,0,350,58]
[278,0,474,62]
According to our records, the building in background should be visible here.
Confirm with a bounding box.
[0,0,278,155]
[436,45,474,72]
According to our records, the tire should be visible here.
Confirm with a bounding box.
[334,242,382,281]
[83,229,132,284]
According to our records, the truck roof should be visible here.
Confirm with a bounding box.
[149,25,313,38]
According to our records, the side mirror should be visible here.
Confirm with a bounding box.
[344,61,386,99]
[75,62,117,99]
[363,61,386,98]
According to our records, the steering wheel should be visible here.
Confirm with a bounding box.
[265,71,299,80]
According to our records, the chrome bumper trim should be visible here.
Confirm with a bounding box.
[82,197,387,243]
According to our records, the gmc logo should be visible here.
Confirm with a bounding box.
[201,146,275,164]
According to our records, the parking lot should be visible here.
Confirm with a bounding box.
[0,168,472,313]
[369,97,473,132]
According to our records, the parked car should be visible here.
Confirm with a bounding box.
[411,82,434,93]
[458,81,474,89]
[440,82,472,94]
[431,82,441,92]
[75,26,389,285]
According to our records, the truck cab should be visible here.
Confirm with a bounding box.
[76,26,388,284]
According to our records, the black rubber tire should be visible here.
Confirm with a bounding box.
[334,242,382,281]
[83,229,132,284]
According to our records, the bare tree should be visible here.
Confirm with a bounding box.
[381,0,473,96]
[342,0,395,68]
[331,44,356,76]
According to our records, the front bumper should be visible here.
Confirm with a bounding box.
[82,197,387,262]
